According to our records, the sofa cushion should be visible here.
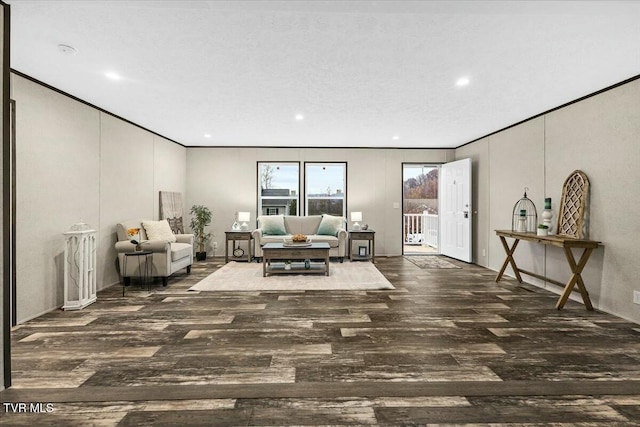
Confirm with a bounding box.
[261,215,287,235]
[166,217,184,234]
[306,234,339,248]
[284,215,322,235]
[260,235,289,245]
[142,219,177,242]
[260,234,339,248]
[171,242,192,262]
[317,214,344,236]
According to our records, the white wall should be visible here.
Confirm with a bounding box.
[186,147,455,257]
[544,81,640,320]
[98,114,154,287]
[487,118,546,285]
[12,74,186,323]
[457,78,640,324]
[153,136,186,220]
[14,76,101,323]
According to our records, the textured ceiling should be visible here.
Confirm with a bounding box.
[7,1,640,148]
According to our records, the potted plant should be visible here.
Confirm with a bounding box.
[190,204,212,261]
[126,227,143,251]
[537,224,549,236]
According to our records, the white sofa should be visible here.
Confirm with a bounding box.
[115,219,194,286]
[251,215,347,261]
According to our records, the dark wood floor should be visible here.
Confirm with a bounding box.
[2,256,640,426]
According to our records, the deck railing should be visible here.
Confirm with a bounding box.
[403,211,438,248]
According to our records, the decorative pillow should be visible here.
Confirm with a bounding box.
[167,217,184,234]
[261,215,286,235]
[142,219,177,242]
[317,214,344,236]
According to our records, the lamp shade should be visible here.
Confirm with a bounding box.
[350,212,362,222]
[237,212,251,222]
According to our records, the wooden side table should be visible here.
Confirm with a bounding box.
[348,229,375,262]
[225,231,253,263]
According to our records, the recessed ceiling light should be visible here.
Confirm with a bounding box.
[295,114,304,121]
[57,44,77,55]
[104,71,122,81]
[456,77,470,87]
[204,133,211,138]
[392,135,400,140]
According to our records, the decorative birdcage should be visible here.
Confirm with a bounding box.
[511,188,538,233]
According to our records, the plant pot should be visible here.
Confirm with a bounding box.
[537,229,548,236]
[196,252,207,261]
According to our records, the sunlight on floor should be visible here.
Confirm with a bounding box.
[403,244,438,255]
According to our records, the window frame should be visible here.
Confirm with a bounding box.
[256,161,301,219]
[303,161,348,217]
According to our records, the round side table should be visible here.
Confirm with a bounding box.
[122,250,153,296]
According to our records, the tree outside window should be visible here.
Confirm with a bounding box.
[258,162,299,216]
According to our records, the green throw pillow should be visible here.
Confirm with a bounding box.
[317,214,344,236]
[261,215,286,235]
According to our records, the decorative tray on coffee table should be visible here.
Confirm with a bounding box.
[283,235,312,247]
[283,242,312,247]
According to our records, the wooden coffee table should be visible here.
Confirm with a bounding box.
[262,242,331,277]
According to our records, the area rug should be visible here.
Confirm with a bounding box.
[404,255,462,269]
[189,261,395,291]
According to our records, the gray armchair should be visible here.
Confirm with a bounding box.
[115,219,194,287]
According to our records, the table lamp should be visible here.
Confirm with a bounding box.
[237,211,251,230]
[350,212,362,230]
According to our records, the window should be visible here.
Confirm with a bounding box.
[258,162,300,217]
[304,162,347,216]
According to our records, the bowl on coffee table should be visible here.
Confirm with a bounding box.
[284,234,311,246]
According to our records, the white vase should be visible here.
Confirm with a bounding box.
[542,209,554,233]
[537,229,548,236]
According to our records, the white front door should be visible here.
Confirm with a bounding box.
[440,158,472,262]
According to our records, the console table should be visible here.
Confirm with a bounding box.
[495,230,601,310]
